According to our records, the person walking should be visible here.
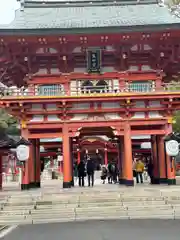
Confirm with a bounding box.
[86,157,95,187]
[147,160,154,184]
[77,160,86,187]
[107,162,113,184]
[112,164,119,184]
[135,159,145,184]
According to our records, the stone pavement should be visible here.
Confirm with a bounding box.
[3,220,180,240]
[1,173,180,225]
[1,178,180,225]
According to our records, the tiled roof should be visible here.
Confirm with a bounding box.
[1,1,180,32]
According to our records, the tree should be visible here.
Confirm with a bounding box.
[173,111,180,132]
[167,0,180,6]
[0,108,20,135]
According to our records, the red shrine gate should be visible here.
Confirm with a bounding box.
[0,0,180,189]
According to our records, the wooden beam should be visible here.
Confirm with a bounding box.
[28,72,159,82]
[25,107,171,115]
[130,119,167,126]
[27,118,168,130]
[29,133,62,139]
[27,123,63,129]
[131,130,166,135]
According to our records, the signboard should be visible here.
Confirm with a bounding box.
[87,49,101,73]
[166,140,179,157]
[16,145,30,161]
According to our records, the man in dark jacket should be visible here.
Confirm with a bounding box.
[86,157,95,187]
[77,160,86,187]
[147,161,154,184]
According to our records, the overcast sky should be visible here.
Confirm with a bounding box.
[0,0,20,24]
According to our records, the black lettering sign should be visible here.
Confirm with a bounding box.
[87,49,101,73]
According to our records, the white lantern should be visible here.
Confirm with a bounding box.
[166,140,179,157]
[16,145,30,161]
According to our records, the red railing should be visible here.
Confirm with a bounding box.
[0,82,180,98]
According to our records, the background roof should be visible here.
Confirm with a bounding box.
[1,1,180,31]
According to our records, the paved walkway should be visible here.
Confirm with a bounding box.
[2,173,180,197]
[3,220,180,240]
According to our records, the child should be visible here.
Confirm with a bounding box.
[101,165,107,184]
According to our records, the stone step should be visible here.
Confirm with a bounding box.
[128,210,174,218]
[5,202,35,207]
[0,219,32,226]
[35,204,77,209]
[125,205,171,210]
[128,207,173,212]
[129,215,174,219]
[121,197,164,201]
[3,205,34,211]
[1,209,30,215]
[30,208,75,215]
[166,200,180,204]
[0,215,26,221]
[32,217,75,224]
[122,201,166,206]
[161,193,180,198]
[29,213,75,220]
[75,206,127,213]
[75,215,129,221]
[78,202,123,207]
[35,201,123,209]
[77,198,121,203]
[75,211,127,218]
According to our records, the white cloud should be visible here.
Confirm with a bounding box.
[0,0,20,24]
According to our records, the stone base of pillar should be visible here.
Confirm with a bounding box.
[21,184,30,190]
[35,182,41,188]
[124,179,134,186]
[151,178,167,184]
[167,179,176,185]
[29,182,37,188]
[151,178,160,184]
[63,181,71,188]
[159,178,167,184]
[119,179,125,184]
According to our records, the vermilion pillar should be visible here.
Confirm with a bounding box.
[118,137,125,184]
[29,140,35,188]
[151,136,159,184]
[70,138,74,187]
[21,161,30,190]
[157,135,167,184]
[123,122,134,186]
[35,139,41,188]
[21,129,30,190]
[62,124,71,188]
[0,155,2,190]
[166,155,176,185]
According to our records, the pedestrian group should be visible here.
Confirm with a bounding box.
[74,155,154,187]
